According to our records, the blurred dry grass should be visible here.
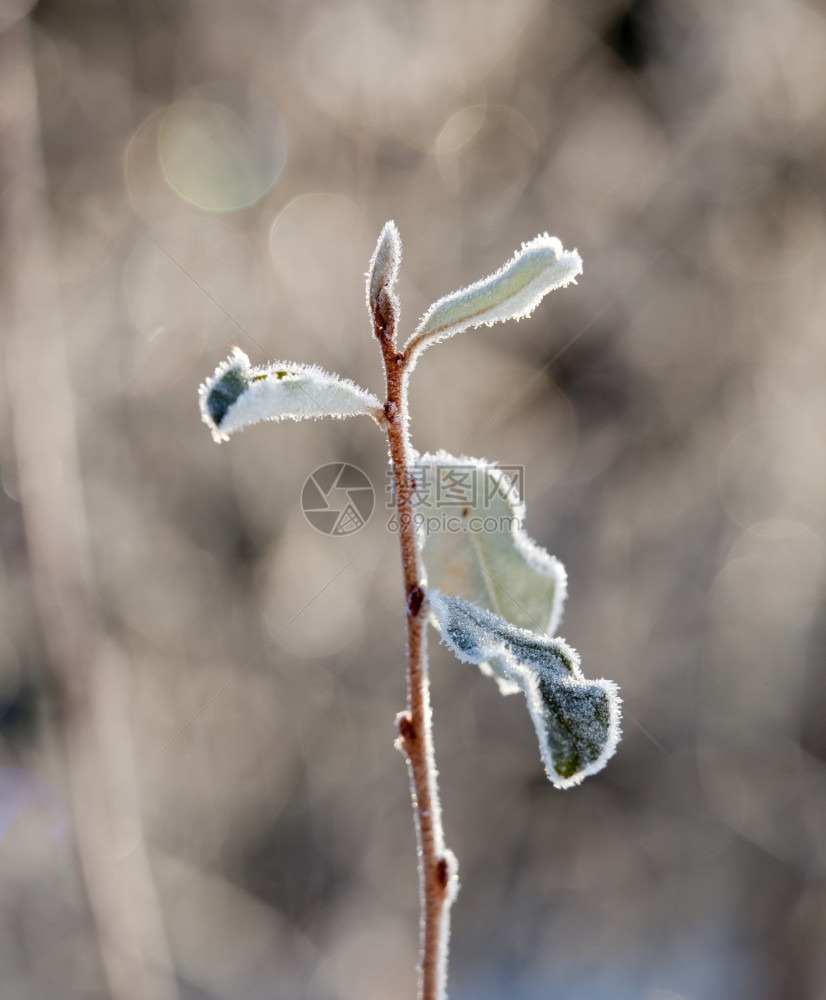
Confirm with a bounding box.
[1,0,826,997]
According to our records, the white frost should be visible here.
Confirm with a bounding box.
[199,348,382,441]
[429,591,621,789]
[367,220,402,312]
[405,234,582,363]
[414,450,567,693]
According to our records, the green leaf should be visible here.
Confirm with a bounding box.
[414,451,566,691]
[429,591,621,788]
[199,348,383,441]
[404,234,582,365]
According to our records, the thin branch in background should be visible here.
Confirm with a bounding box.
[0,16,178,1000]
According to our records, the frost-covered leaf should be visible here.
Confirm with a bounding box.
[414,451,566,693]
[405,234,582,363]
[199,348,382,441]
[429,591,621,788]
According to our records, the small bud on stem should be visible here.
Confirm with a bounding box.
[367,220,402,341]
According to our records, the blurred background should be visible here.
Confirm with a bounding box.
[1,0,825,997]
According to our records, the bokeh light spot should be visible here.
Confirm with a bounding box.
[435,104,538,213]
[159,83,287,212]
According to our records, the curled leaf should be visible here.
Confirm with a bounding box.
[405,234,582,363]
[199,348,382,441]
[413,451,566,693]
[429,591,621,788]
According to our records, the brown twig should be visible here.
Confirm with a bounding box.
[373,288,458,1000]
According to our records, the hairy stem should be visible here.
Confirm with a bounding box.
[376,317,458,1000]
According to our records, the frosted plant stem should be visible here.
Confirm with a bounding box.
[376,310,457,1000]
